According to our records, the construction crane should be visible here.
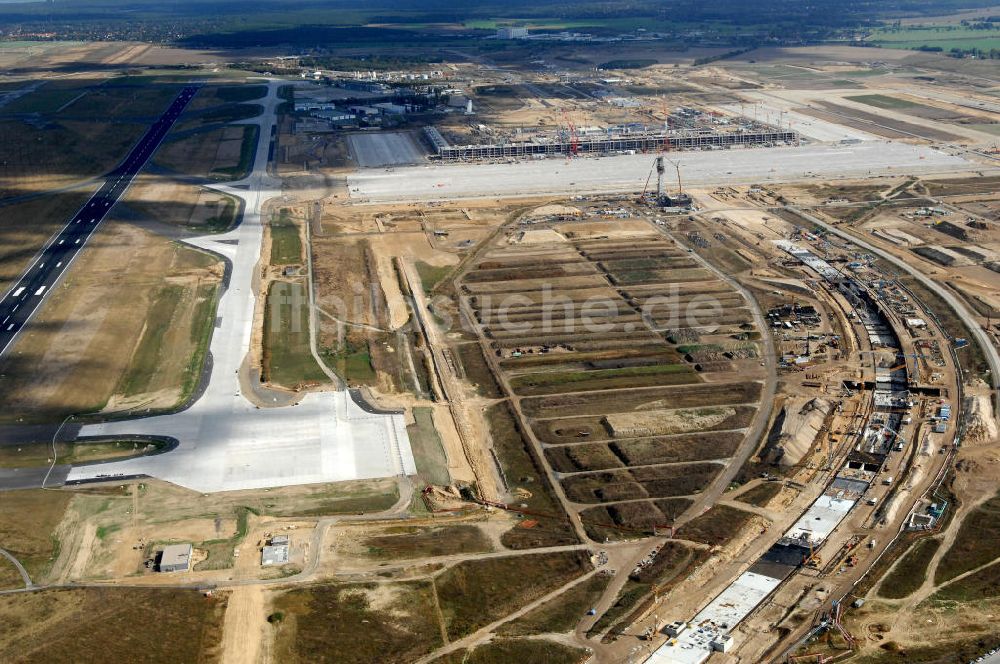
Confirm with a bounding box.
[561,109,579,156]
[640,156,667,204]
[640,159,658,203]
[641,156,689,207]
[664,156,683,196]
[656,156,666,200]
[660,95,671,152]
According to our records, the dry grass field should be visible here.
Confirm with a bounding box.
[0,587,227,664]
[0,221,222,421]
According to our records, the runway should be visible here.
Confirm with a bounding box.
[0,85,199,358]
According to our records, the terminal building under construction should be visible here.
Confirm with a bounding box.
[424,125,799,161]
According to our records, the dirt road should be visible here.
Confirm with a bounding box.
[220,585,268,664]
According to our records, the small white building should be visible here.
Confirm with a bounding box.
[159,543,192,573]
[262,545,289,566]
[497,26,528,39]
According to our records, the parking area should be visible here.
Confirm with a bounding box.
[347,130,429,168]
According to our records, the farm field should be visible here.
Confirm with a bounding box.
[867,25,1000,52]
[459,215,765,539]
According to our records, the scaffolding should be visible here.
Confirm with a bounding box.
[425,126,799,161]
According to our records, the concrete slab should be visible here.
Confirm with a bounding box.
[348,131,428,168]
[347,141,975,203]
[66,81,416,493]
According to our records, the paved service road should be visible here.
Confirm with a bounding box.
[0,85,199,357]
[0,548,33,588]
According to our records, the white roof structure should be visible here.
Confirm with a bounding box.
[647,572,783,664]
[784,494,856,547]
[262,545,289,566]
[159,543,192,572]
[774,240,842,282]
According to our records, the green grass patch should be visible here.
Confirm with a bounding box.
[211,124,258,180]
[455,342,503,398]
[435,550,592,640]
[676,343,724,354]
[879,537,941,599]
[734,481,783,507]
[199,103,262,123]
[598,59,658,70]
[461,638,589,664]
[586,579,648,638]
[846,94,920,110]
[406,406,450,486]
[215,85,268,103]
[509,364,696,396]
[269,208,302,265]
[932,559,1000,602]
[192,506,257,571]
[935,491,1000,584]
[117,284,184,397]
[266,484,400,517]
[181,283,219,402]
[60,85,182,118]
[868,25,1000,52]
[510,364,694,389]
[0,440,167,469]
[326,337,376,385]
[95,524,120,541]
[970,123,1000,136]
[414,261,451,293]
[201,196,237,232]
[2,85,89,114]
[498,573,610,636]
[677,504,756,546]
[263,281,329,388]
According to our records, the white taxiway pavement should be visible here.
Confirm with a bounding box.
[68,82,416,493]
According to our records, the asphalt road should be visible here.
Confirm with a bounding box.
[0,85,199,358]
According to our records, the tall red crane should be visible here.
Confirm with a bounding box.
[561,109,579,156]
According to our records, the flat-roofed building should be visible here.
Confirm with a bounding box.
[262,545,289,566]
[158,543,192,573]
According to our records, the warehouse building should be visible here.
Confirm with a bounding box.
[158,543,192,573]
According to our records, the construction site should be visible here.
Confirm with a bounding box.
[424,117,798,161]
[4,29,1000,664]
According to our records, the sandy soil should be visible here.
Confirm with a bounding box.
[220,586,270,664]
[776,397,833,466]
